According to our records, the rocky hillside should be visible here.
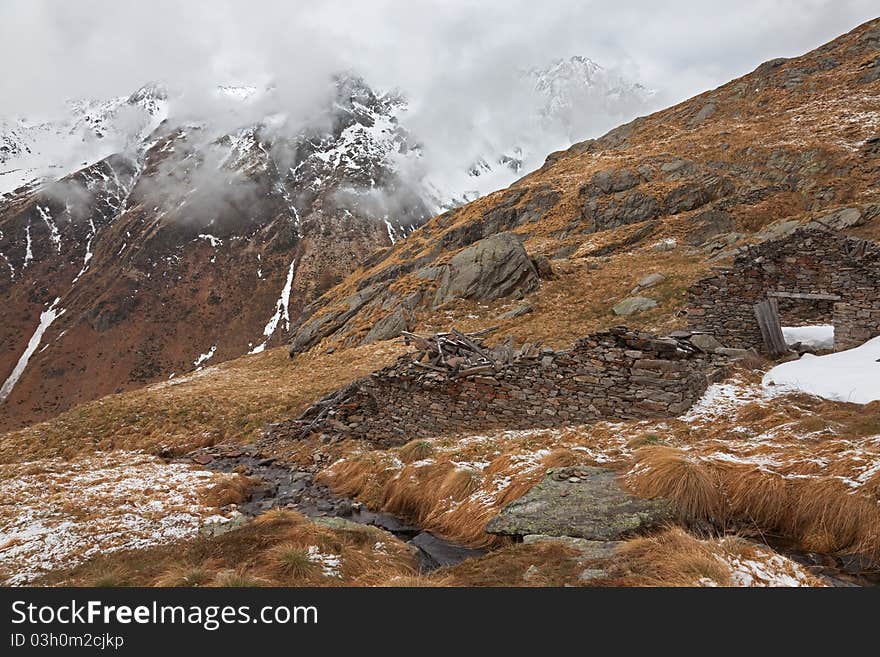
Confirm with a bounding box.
[0,55,655,431]
[286,17,880,357]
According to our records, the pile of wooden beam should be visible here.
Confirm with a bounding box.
[398,327,544,378]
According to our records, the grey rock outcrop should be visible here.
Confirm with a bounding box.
[428,232,540,308]
[687,209,735,246]
[361,308,411,345]
[485,466,674,541]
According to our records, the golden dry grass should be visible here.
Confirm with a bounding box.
[35,510,417,588]
[0,341,405,464]
[626,446,723,523]
[627,448,880,558]
[600,527,824,587]
[604,528,734,587]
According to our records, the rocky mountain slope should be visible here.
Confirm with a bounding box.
[0,75,432,429]
[0,58,654,431]
[286,18,880,357]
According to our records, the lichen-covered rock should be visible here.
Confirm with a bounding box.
[485,466,673,541]
[589,190,660,230]
[582,167,642,196]
[664,176,734,215]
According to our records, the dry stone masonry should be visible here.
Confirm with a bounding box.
[269,327,724,447]
[687,228,880,352]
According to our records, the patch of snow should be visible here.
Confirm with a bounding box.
[37,206,62,252]
[0,298,64,402]
[250,258,296,354]
[680,377,765,423]
[193,345,217,368]
[721,552,815,587]
[306,545,342,578]
[198,233,222,248]
[72,217,97,283]
[782,325,834,350]
[0,452,238,585]
[763,336,880,404]
[23,223,33,268]
[384,219,398,244]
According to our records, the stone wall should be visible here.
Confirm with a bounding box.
[687,228,880,351]
[271,328,722,447]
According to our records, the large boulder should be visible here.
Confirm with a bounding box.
[486,466,673,541]
[429,232,540,308]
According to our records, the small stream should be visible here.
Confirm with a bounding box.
[186,446,485,571]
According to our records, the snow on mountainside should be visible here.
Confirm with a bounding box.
[430,56,657,206]
[0,84,168,197]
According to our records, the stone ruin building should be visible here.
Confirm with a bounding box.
[687,227,880,353]
[268,327,726,446]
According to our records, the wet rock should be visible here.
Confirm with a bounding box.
[431,232,540,307]
[486,466,674,541]
[408,532,485,570]
[612,296,657,316]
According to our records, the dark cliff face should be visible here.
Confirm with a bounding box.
[0,75,433,430]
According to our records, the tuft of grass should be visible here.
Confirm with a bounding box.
[268,544,318,580]
[154,564,212,587]
[626,447,722,523]
[201,475,255,508]
[211,568,268,587]
[90,567,134,587]
[399,439,435,463]
[606,527,733,587]
[437,467,483,501]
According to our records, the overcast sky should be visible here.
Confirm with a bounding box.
[2,0,877,118]
[1,1,877,200]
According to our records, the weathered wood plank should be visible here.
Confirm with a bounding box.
[754,298,788,356]
[767,291,841,301]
